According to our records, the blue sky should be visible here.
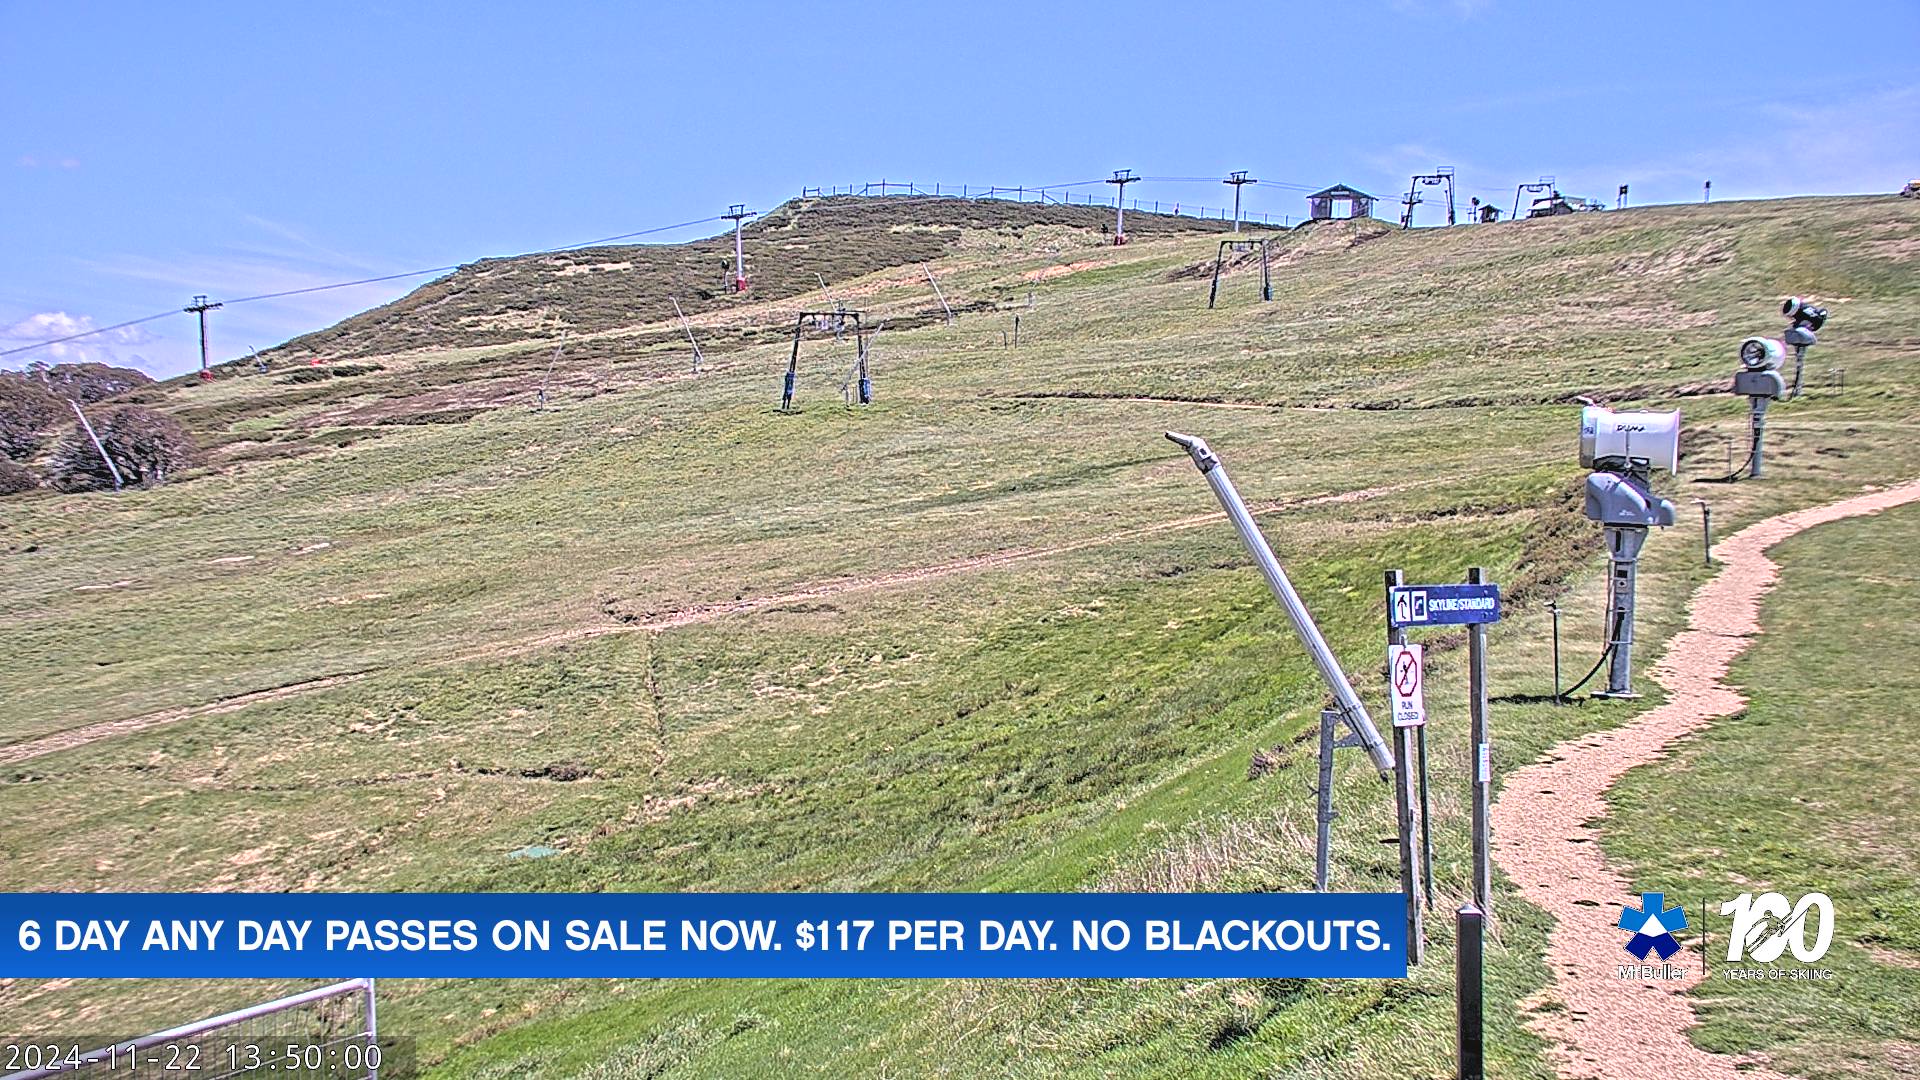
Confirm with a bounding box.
[4,0,1915,377]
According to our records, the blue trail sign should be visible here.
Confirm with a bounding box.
[1388,583,1501,628]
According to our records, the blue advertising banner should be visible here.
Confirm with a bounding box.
[1388,583,1501,627]
[0,892,1407,980]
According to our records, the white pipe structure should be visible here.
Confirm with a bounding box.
[5,979,378,1080]
[67,398,123,491]
[1166,432,1395,778]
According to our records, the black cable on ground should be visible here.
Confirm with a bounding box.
[1561,644,1615,698]
[1693,446,1756,485]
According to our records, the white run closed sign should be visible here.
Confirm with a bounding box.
[1389,643,1426,728]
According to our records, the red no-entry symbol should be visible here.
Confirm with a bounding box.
[1394,650,1421,697]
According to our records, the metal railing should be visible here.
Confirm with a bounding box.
[799,182,1291,228]
[5,980,381,1079]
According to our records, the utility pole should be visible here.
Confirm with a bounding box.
[722,204,754,292]
[185,295,223,381]
[1106,170,1138,244]
[1223,171,1257,232]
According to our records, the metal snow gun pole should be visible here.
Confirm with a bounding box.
[1578,407,1679,698]
[1165,431,1395,778]
[1779,296,1827,400]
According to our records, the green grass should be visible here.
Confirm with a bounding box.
[1603,503,1920,1079]
[2,193,1918,1076]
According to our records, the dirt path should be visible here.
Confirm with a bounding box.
[4,483,1411,764]
[0,672,371,768]
[637,482,1409,630]
[1492,479,1920,1080]
[1007,392,1336,413]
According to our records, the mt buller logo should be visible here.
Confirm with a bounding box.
[1618,892,1687,960]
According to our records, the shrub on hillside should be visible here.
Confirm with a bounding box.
[39,362,153,404]
[0,457,38,495]
[44,405,198,492]
[276,362,384,384]
[0,376,63,460]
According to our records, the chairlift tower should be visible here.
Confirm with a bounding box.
[1223,171,1257,232]
[782,311,870,411]
[1400,168,1457,229]
[184,294,223,381]
[1206,239,1272,308]
[1512,176,1554,220]
[722,204,755,292]
[1106,170,1139,244]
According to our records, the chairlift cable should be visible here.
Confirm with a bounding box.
[3,215,729,362]
[0,309,181,360]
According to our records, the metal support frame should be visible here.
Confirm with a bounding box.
[840,326,876,404]
[783,310,868,411]
[1597,526,1648,698]
[1314,707,1368,891]
[1206,239,1272,309]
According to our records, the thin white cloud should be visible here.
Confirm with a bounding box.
[1386,0,1494,16]
[1560,83,1920,201]
[1,312,162,371]
[60,249,440,377]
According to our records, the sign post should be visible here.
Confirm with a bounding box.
[1456,903,1485,1080]
[1387,572,1502,919]
[1466,567,1493,916]
[1384,570,1424,964]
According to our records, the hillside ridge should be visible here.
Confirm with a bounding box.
[270,195,1240,361]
